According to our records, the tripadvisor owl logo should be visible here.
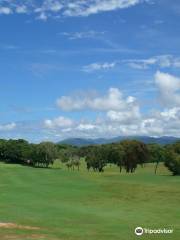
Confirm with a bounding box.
[135,227,144,236]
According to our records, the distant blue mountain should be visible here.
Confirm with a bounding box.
[58,136,180,146]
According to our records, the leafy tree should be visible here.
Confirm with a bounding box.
[57,144,78,163]
[121,140,149,173]
[170,141,180,154]
[109,144,125,172]
[31,142,57,168]
[65,156,81,171]
[85,145,107,172]
[71,156,81,171]
[1,139,31,164]
[0,139,7,161]
[66,161,73,170]
[148,144,165,174]
[165,142,180,175]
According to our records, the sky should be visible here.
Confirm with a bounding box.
[0,0,180,142]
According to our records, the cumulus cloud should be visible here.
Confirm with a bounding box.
[0,122,16,131]
[16,5,27,14]
[34,0,63,20]
[8,104,178,142]
[76,123,96,131]
[52,88,145,138]
[50,73,180,139]
[0,7,12,14]
[139,107,180,136]
[44,116,74,129]
[3,71,180,140]
[155,71,180,107]
[43,106,180,139]
[0,0,147,19]
[57,88,138,112]
[107,106,141,124]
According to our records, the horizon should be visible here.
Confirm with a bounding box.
[1,135,179,144]
[0,0,180,142]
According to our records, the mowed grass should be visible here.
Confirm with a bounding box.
[0,162,179,240]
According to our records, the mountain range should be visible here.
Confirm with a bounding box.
[58,136,180,146]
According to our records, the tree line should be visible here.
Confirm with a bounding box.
[0,139,57,168]
[0,138,179,175]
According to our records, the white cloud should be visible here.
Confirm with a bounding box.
[51,74,180,139]
[140,118,164,136]
[44,116,74,129]
[74,107,178,137]
[64,0,144,17]
[0,122,16,131]
[43,106,180,139]
[80,55,180,73]
[0,0,146,19]
[76,123,96,131]
[160,107,180,120]
[34,0,63,20]
[47,1,63,12]
[140,107,180,136]
[16,5,27,14]
[61,30,105,40]
[155,71,180,107]
[57,96,86,111]
[83,62,116,72]
[107,105,141,124]
[0,7,12,14]
[36,12,48,21]
[125,55,180,69]
[2,69,179,140]
[57,88,138,112]
[2,69,180,140]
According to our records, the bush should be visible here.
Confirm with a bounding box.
[165,151,180,175]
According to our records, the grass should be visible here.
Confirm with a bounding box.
[0,161,179,240]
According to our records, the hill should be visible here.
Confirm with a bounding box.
[59,136,180,146]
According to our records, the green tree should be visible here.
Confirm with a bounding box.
[148,144,165,174]
[85,145,107,172]
[31,142,57,168]
[0,139,7,162]
[121,140,149,173]
[165,142,180,175]
[109,144,125,172]
[2,139,30,164]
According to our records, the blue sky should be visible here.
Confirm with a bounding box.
[0,0,180,142]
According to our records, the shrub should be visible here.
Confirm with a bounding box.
[165,151,180,175]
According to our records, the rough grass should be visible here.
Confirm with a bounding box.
[0,161,179,240]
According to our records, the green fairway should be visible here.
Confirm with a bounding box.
[0,162,179,240]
